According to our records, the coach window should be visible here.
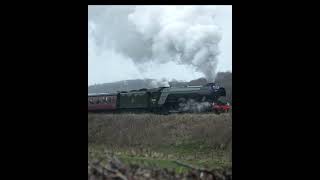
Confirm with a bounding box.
[106,97,111,104]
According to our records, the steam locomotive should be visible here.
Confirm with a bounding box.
[88,83,227,114]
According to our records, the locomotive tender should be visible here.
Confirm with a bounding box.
[88,83,226,113]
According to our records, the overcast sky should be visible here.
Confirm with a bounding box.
[88,5,232,85]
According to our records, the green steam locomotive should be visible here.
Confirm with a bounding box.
[88,83,226,114]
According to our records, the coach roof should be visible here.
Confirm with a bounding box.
[88,93,117,97]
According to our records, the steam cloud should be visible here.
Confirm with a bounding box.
[128,6,222,82]
[179,99,212,113]
[89,5,222,83]
[150,78,170,88]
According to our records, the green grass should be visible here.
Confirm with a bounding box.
[119,155,231,171]
[156,141,214,154]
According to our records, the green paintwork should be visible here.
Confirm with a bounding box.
[119,91,149,109]
[158,87,213,105]
[117,85,225,111]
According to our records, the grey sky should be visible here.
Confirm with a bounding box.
[88,5,232,85]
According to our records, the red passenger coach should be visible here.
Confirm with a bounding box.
[88,93,118,111]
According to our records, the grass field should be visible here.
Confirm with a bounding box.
[88,113,232,171]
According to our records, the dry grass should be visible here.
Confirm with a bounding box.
[88,113,231,149]
[89,113,232,167]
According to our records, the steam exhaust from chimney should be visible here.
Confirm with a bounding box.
[89,6,222,83]
[128,6,222,82]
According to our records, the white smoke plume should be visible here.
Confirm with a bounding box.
[179,99,212,113]
[128,6,222,82]
[150,78,170,88]
[88,5,222,84]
